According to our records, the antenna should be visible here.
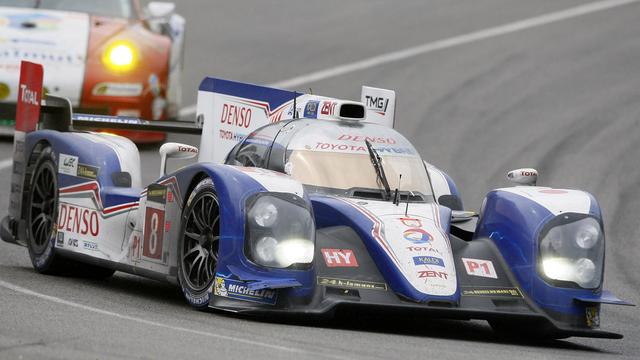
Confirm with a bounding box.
[393,174,402,206]
[405,191,414,217]
[293,91,298,119]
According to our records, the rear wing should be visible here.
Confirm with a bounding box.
[361,86,396,128]
[11,61,398,165]
[195,78,397,163]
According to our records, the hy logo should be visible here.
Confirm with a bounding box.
[403,228,433,244]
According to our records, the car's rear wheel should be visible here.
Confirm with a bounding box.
[26,146,65,273]
[178,178,220,309]
[26,145,115,279]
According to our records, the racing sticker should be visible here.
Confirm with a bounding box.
[57,203,100,237]
[413,256,444,267]
[586,306,600,328]
[56,232,64,248]
[147,184,168,204]
[461,287,522,298]
[213,276,277,305]
[303,100,319,118]
[321,248,358,267]
[58,154,78,176]
[402,228,433,244]
[143,207,165,260]
[462,258,498,279]
[9,61,43,220]
[77,164,99,180]
[317,277,387,291]
[417,270,449,279]
[142,184,168,263]
[82,241,99,251]
[130,233,141,261]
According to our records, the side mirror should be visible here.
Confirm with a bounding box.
[507,168,538,186]
[145,2,175,19]
[437,194,463,211]
[159,142,198,176]
[451,210,477,223]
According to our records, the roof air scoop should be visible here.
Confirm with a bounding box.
[338,103,365,121]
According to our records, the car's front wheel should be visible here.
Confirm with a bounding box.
[177,178,220,309]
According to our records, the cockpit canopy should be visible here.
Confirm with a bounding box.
[226,119,433,201]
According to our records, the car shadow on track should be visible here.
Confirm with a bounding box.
[1,265,618,355]
[223,309,618,355]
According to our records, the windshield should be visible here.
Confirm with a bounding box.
[0,0,134,19]
[284,120,434,201]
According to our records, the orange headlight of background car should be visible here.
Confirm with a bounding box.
[102,40,139,72]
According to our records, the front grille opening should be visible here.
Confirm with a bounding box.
[352,190,384,200]
[339,104,365,119]
[427,301,455,308]
[326,287,361,300]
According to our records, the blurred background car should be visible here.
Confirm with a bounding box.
[0,0,184,142]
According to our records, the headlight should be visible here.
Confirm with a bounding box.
[245,193,314,269]
[249,197,278,227]
[102,41,137,72]
[539,216,604,289]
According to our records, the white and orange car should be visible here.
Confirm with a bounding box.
[0,0,184,142]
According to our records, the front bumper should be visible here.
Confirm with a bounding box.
[209,280,622,339]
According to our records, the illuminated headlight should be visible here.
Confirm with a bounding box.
[245,194,314,269]
[539,216,604,289]
[102,41,137,71]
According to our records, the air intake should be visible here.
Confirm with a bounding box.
[338,103,365,121]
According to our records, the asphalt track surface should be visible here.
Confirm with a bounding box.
[1,1,639,359]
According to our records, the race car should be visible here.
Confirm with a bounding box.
[0,0,184,143]
[1,61,633,340]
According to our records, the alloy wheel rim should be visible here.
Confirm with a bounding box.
[29,162,57,254]
[181,192,220,291]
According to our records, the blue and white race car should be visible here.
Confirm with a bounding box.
[1,61,632,339]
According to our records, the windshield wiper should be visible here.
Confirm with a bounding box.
[365,140,391,201]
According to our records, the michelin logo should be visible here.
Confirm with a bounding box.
[214,276,277,305]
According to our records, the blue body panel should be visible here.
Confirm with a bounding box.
[169,163,315,299]
[25,131,140,209]
[199,77,298,111]
[475,189,607,316]
[26,130,123,189]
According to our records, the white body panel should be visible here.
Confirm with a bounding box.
[79,133,141,187]
[54,182,136,262]
[196,88,371,164]
[499,186,592,215]
[0,7,89,105]
[126,177,183,274]
[425,161,453,199]
[361,86,396,128]
[342,199,457,297]
[231,166,304,197]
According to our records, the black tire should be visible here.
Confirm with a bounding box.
[177,178,220,309]
[25,146,65,273]
[25,145,116,279]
